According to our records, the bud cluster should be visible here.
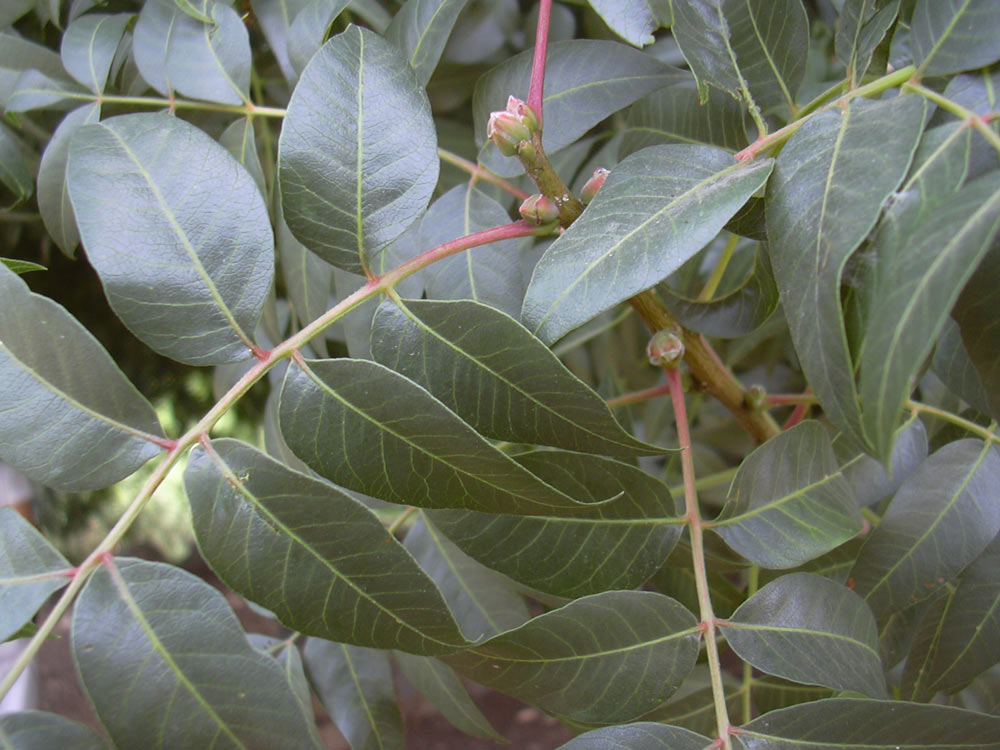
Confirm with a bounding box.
[487,96,540,157]
[519,194,560,226]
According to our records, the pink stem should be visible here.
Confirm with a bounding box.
[605,383,672,409]
[528,0,552,122]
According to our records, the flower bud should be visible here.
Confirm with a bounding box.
[580,167,609,204]
[506,96,539,134]
[519,194,560,225]
[487,111,532,156]
[744,384,767,412]
[646,329,684,368]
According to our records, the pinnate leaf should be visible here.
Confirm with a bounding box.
[68,113,274,365]
[279,25,438,274]
[286,0,351,76]
[60,13,130,94]
[385,0,469,86]
[912,0,1000,77]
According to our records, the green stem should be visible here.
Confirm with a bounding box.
[699,234,740,301]
[387,507,417,536]
[907,400,1000,445]
[668,466,739,498]
[436,148,530,200]
[57,92,288,118]
[0,211,43,223]
[902,81,1000,155]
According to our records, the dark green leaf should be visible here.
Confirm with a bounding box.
[60,13,130,93]
[385,0,470,86]
[849,440,1000,621]
[0,265,165,490]
[835,416,928,509]
[393,652,505,742]
[430,450,681,597]
[371,298,663,455]
[649,563,745,618]
[277,205,333,333]
[556,722,711,750]
[0,259,45,274]
[250,0,311,83]
[403,514,529,640]
[184,439,469,654]
[67,113,274,365]
[0,508,71,643]
[473,39,685,176]
[710,422,861,569]
[636,682,744,735]
[735,698,1000,748]
[279,25,438,274]
[912,0,1000,77]
[902,533,1000,699]
[278,358,599,514]
[721,572,886,696]
[442,591,700,723]
[954,242,1000,422]
[0,711,110,750]
[416,186,524,318]
[522,145,773,344]
[750,676,834,715]
[620,76,750,159]
[765,94,926,450]
[73,558,320,749]
[587,0,657,47]
[933,318,992,418]
[303,640,403,750]
[836,1,901,85]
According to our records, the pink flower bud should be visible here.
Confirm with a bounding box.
[506,96,539,133]
[519,194,560,225]
[581,167,610,204]
[487,111,532,156]
[744,384,767,412]
[646,329,684,368]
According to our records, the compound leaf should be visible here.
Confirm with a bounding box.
[60,13,130,94]
[912,0,1000,77]
[385,0,470,86]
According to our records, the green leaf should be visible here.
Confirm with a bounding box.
[302,640,404,750]
[277,204,333,334]
[586,0,657,47]
[835,416,928,509]
[133,0,250,104]
[902,533,1000,699]
[0,265,165,491]
[932,318,992,418]
[0,33,72,109]
[635,682,744,735]
[522,145,773,344]
[5,70,89,113]
[709,421,861,569]
[442,591,700,723]
[0,711,110,750]
[0,508,71,643]
[371,299,663,455]
[67,113,274,365]
[278,358,600,514]
[765,94,926,451]
[555,722,711,750]
[660,244,778,338]
[735,698,1000,748]
[649,562,745,619]
[836,0,901,85]
[278,25,438,274]
[954,242,1000,422]
[393,652,505,742]
[73,558,320,749]
[0,122,34,205]
[385,0,470,86]
[620,76,749,159]
[60,13,130,93]
[416,186,524,318]
[849,440,1000,621]
[286,0,351,75]
[670,0,809,116]
[218,117,266,198]
[429,450,681,597]
[721,572,886,696]
[36,103,99,258]
[403,514,529,640]
[184,439,469,654]
[750,676,834,715]
[0,258,45,274]
[472,39,685,177]
[249,0,311,83]
[912,0,1000,77]
[0,0,33,27]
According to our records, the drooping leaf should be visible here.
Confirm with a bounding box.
[72,558,321,749]
[442,591,700,723]
[416,185,524,318]
[286,0,351,76]
[720,572,886,696]
[849,440,1000,621]
[765,94,926,450]
[0,711,110,750]
[522,144,773,344]
[184,439,469,654]
[472,39,685,176]
[0,508,71,643]
[67,113,274,365]
[911,0,1000,77]
[279,25,438,274]
[385,0,470,86]
[836,0,902,85]
[555,722,711,750]
[587,0,658,47]
[710,421,861,569]
[60,13,130,93]
[250,0,311,83]
[902,533,1000,699]
[735,698,1000,748]
[303,640,404,750]
[403,514,529,641]
[430,450,681,597]
[0,265,165,491]
[620,76,749,159]
[278,358,598,514]
[371,298,663,455]
[393,652,505,742]
[954,242,1000,422]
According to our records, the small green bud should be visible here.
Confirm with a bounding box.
[744,384,767,412]
[519,194,560,225]
[506,96,539,134]
[580,167,609,203]
[487,111,531,156]
[646,329,684,368]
